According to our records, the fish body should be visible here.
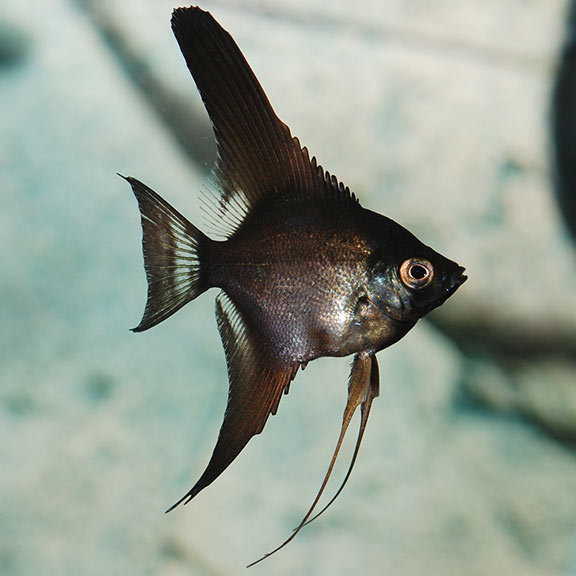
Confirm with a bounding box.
[210,197,458,363]
[123,5,466,564]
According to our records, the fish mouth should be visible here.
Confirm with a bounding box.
[423,265,467,314]
[449,266,467,292]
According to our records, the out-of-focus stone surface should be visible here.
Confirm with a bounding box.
[2,0,576,575]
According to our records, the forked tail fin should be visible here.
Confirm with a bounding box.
[121,175,211,332]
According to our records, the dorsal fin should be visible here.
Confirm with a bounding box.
[170,7,358,236]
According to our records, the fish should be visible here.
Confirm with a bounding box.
[122,5,467,566]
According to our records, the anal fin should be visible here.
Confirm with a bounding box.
[167,292,298,512]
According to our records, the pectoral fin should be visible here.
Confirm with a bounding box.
[248,352,380,567]
[167,293,298,512]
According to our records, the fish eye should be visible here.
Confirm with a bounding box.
[399,258,434,290]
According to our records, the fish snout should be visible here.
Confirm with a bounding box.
[450,266,467,290]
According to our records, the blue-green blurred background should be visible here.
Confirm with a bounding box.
[2,0,576,574]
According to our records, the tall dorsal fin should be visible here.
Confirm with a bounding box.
[171,7,358,236]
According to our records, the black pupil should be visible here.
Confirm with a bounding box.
[410,265,427,280]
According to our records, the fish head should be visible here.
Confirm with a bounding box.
[366,229,467,324]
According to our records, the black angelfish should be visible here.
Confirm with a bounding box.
[122,6,467,565]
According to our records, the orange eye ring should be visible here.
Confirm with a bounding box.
[399,258,434,290]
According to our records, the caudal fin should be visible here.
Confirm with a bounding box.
[121,175,211,332]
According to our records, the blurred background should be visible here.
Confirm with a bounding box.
[2,0,576,574]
